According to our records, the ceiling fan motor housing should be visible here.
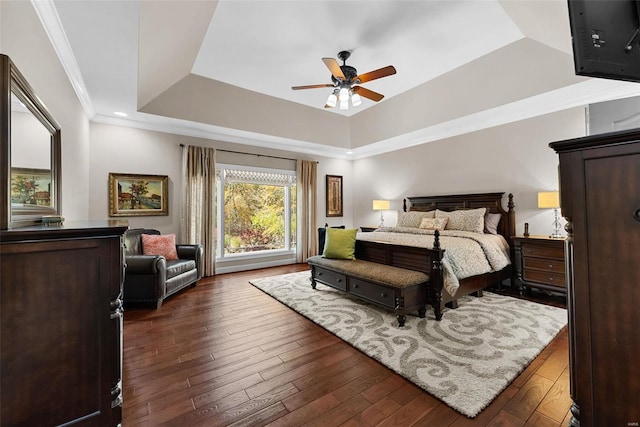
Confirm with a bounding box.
[332,65,358,85]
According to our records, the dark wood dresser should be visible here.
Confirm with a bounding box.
[550,129,640,426]
[512,235,566,295]
[0,221,128,426]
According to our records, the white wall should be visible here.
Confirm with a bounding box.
[89,123,184,231]
[352,107,587,238]
[1,1,91,221]
[89,122,353,233]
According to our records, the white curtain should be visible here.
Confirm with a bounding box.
[296,159,317,262]
[182,145,217,276]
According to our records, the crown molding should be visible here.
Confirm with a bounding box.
[31,0,95,119]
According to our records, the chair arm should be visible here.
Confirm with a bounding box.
[176,244,204,279]
[125,255,166,274]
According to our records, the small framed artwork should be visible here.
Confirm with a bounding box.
[108,173,169,217]
[10,168,52,207]
[326,174,343,217]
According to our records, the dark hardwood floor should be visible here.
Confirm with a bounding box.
[122,264,571,426]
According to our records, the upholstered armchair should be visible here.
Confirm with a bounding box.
[123,228,203,308]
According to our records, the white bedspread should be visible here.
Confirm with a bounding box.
[356,227,511,297]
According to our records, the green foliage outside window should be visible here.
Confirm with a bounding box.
[223,182,296,254]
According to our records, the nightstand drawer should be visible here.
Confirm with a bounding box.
[523,258,565,274]
[513,235,567,295]
[314,267,347,291]
[523,269,565,288]
[521,243,564,260]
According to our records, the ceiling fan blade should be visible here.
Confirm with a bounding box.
[322,58,346,80]
[291,84,334,90]
[352,86,384,102]
[356,65,397,83]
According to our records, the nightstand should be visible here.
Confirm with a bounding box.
[360,226,379,232]
[512,235,566,295]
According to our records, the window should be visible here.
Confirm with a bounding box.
[217,164,296,257]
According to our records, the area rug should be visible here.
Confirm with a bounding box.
[249,271,567,418]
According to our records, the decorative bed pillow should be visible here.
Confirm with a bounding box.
[323,228,358,260]
[396,210,436,228]
[436,208,487,234]
[419,217,448,231]
[142,233,179,260]
[484,212,502,234]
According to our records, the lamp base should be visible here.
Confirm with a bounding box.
[549,208,563,239]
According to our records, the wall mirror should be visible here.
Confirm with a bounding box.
[1,54,61,229]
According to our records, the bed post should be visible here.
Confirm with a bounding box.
[403,198,408,212]
[507,193,516,239]
[430,230,445,321]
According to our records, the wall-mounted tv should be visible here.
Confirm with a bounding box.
[568,0,640,83]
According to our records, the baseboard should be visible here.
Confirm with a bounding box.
[215,257,297,274]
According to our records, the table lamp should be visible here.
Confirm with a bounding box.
[537,191,562,238]
[372,199,390,227]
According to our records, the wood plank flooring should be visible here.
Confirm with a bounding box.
[122,264,571,426]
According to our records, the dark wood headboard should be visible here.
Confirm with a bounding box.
[403,192,516,244]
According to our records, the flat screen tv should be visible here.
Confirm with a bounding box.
[568,0,640,83]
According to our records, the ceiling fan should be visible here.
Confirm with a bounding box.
[292,51,397,110]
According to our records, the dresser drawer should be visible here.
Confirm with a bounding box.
[523,269,565,288]
[314,267,347,291]
[521,242,564,259]
[523,257,565,274]
[349,277,395,309]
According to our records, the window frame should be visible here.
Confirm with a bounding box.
[216,163,296,260]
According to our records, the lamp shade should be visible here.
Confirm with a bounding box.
[537,191,560,209]
[372,200,390,211]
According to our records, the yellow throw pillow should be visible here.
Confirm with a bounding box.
[322,228,358,260]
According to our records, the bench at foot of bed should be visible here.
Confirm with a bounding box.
[307,256,430,327]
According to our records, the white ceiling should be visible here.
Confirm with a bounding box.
[40,0,640,159]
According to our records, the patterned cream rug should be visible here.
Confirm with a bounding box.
[250,270,567,418]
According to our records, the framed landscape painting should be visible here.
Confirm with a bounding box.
[326,174,343,217]
[108,173,168,217]
[10,168,52,207]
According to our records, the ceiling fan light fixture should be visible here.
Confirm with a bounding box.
[351,92,362,107]
[292,51,396,110]
[338,87,349,102]
[326,92,337,108]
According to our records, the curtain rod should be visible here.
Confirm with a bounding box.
[179,144,318,163]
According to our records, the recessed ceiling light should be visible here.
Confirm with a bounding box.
[346,151,353,155]
[114,111,127,117]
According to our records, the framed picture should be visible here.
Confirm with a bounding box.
[108,173,169,217]
[10,168,53,207]
[326,174,343,217]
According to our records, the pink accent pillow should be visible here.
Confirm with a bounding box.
[142,234,178,260]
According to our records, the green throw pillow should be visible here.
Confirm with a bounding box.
[322,228,358,260]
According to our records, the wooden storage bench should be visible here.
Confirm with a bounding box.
[307,256,430,327]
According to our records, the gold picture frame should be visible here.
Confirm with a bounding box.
[326,174,343,217]
[108,173,168,217]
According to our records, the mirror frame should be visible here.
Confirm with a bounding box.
[1,54,61,229]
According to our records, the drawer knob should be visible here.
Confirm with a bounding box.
[354,284,359,288]
[337,278,342,283]
[549,277,554,281]
[548,264,553,268]
[634,209,640,222]
[318,272,323,276]
[380,292,387,298]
